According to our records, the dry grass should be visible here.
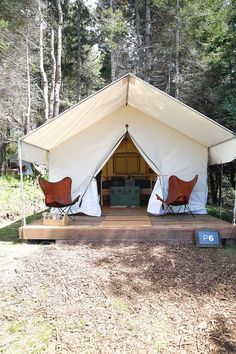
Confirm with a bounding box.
[0,242,236,353]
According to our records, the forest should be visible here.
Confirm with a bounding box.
[0,4,236,351]
[0,0,235,206]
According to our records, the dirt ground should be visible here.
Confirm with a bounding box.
[0,242,236,354]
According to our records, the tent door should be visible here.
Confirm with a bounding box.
[97,134,158,208]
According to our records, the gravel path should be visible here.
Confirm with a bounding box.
[0,242,236,353]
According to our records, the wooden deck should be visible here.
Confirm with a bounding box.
[19,208,236,244]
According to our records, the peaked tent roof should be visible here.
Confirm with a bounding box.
[20,73,236,165]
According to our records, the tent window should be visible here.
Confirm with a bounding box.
[113,152,140,174]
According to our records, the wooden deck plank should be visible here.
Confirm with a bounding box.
[19,208,236,243]
[104,215,150,221]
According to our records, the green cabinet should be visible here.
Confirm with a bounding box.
[110,186,140,207]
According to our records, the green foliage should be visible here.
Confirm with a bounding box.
[182,0,236,130]
[111,298,130,313]
[0,0,38,29]
[61,1,104,101]
[207,206,234,224]
[100,8,127,50]
[224,244,236,254]
[0,175,47,242]
[0,19,9,53]
[8,320,26,334]
[0,0,236,183]
[0,175,45,224]
[222,91,236,131]
[0,211,45,242]
[152,0,170,7]
[1,0,235,122]
[0,19,8,29]
[4,316,54,353]
[81,44,105,96]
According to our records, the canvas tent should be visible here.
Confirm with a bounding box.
[9,153,33,176]
[19,73,236,220]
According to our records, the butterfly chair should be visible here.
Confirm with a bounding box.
[156,175,198,217]
[38,176,80,221]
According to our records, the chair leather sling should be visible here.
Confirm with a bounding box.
[38,176,80,220]
[156,175,198,217]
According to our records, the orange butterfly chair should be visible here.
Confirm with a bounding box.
[38,176,80,220]
[156,175,198,217]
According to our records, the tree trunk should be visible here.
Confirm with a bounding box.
[49,27,56,119]
[39,1,49,121]
[209,165,223,206]
[0,127,10,175]
[175,0,180,99]
[135,0,143,77]
[0,142,5,175]
[110,50,116,82]
[0,143,7,175]
[144,0,151,83]
[209,166,218,205]
[218,164,223,207]
[166,35,174,94]
[54,0,63,116]
[229,161,236,190]
[166,64,171,94]
[77,0,81,102]
[110,0,116,82]
[26,23,31,133]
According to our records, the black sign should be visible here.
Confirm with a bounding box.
[195,229,222,247]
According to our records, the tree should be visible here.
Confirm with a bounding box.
[61,0,104,103]
[0,0,41,172]
[39,0,49,121]
[96,0,129,82]
[54,0,63,116]
[38,0,64,120]
[144,0,152,82]
[0,0,235,185]
[76,0,82,101]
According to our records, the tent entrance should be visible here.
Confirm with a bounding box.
[98,135,156,207]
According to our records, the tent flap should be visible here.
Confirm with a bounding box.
[208,138,236,165]
[20,141,48,166]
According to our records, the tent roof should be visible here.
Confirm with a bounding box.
[20,73,236,165]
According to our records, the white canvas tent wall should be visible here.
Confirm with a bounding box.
[19,73,236,220]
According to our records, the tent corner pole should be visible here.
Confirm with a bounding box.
[234,175,236,226]
[219,163,223,220]
[18,141,26,226]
